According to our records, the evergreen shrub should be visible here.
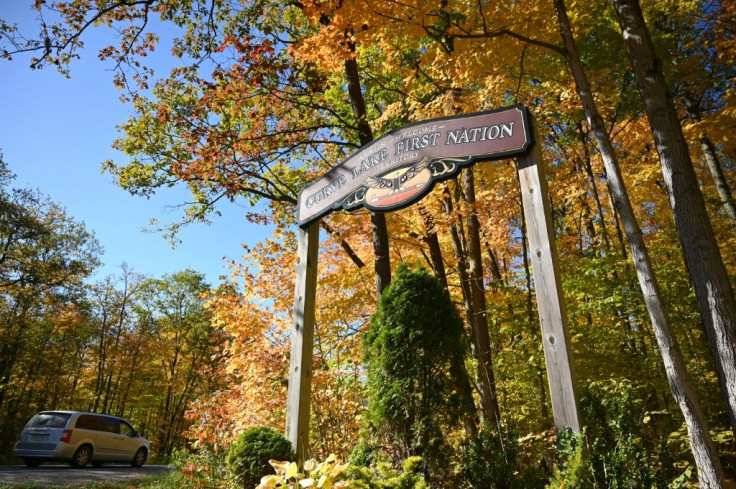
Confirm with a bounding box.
[226,426,294,488]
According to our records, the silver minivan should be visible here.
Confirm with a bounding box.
[13,411,150,468]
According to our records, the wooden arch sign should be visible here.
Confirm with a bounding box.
[286,106,581,462]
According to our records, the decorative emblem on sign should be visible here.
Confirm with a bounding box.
[364,157,432,209]
[297,105,533,225]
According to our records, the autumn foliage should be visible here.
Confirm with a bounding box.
[2,0,736,486]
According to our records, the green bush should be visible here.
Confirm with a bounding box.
[547,380,687,488]
[348,441,381,468]
[226,426,294,488]
[546,430,593,489]
[363,264,471,480]
[256,455,427,489]
[346,457,428,488]
[461,427,518,489]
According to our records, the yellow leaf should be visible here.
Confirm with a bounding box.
[285,461,299,479]
[256,475,279,489]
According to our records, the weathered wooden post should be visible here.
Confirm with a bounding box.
[286,106,581,462]
[518,122,581,432]
[285,221,319,462]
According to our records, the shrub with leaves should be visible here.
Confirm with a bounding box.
[461,426,519,488]
[169,447,229,488]
[546,430,593,489]
[257,454,349,489]
[256,454,427,489]
[226,426,294,488]
[346,457,428,489]
[547,380,690,488]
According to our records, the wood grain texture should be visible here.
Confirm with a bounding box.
[285,221,319,463]
[517,127,582,433]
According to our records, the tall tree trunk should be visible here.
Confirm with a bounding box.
[418,203,448,288]
[603,168,629,258]
[449,350,480,438]
[463,168,502,427]
[443,186,475,327]
[443,183,499,428]
[701,136,736,235]
[344,53,391,296]
[682,96,736,235]
[577,123,612,253]
[611,0,736,437]
[484,242,505,285]
[554,0,727,485]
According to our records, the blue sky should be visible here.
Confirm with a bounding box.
[0,4,271,286]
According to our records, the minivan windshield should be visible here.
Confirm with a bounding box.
[28,412,71,428]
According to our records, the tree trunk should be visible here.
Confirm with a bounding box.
[682,96,736,236]
[344,54,391,296]
[577,123,612,253]
[701,136,736,235]
[443,185,475,327]
[449,350,480,438]
[418,203,448,288]
[554,0,727,485]
[611,0,736,437]
[484,243,505,285]
[463,168,502,427]
[443,183,500,428]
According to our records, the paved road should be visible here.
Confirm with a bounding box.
[0,464,171,487]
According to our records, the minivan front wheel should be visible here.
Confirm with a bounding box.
[71,445,92,468]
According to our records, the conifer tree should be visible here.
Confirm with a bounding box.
[363,264,475,479]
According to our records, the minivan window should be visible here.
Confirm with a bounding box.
[98,417,120,434]
[120,421,136,437]
[75,414,99,430]
[28,413,70,428]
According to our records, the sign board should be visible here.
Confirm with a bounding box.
[297,105,533,225]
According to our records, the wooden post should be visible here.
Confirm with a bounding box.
[286,221,319,462]
[517,124,582,433]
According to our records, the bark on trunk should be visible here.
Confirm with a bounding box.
[344,54,391,296]
[463,168,502,427]
[611,0,736,439]
[682,97,736,236]
[555,0,727,485]
[418,203,448,288]
[700,136,736,235]
[449,350,480,438]
[577,123,612,253]
[443,185,475,327]
[443,183,500,428]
